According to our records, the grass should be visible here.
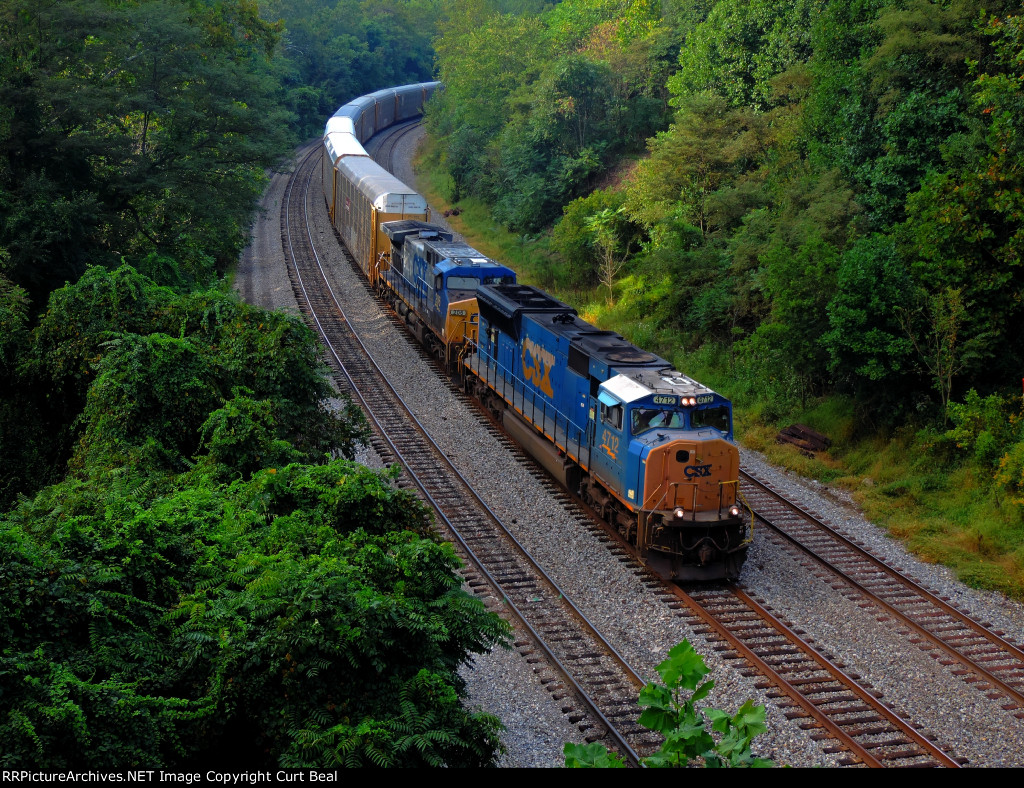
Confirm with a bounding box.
[747,395,1024,599]
[410,148,1024,600]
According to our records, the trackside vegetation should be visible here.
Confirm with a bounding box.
[564,640,774,768]
[0,0,508,768]
[423,0,1024,598]
[0,267,509,768]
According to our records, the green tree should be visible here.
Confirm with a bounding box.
[902,14,1024,392]
[898,287,990,420]
[10,265,364,500]
[0,461,509,767]
[624,93,770,237]
[670,0,824,110]
[551,189,625,291]
[0,272,52,508]
[586,206,634,304]
[0,0,291,299]
[823,234,915,394]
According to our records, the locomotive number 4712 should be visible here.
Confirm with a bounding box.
[600,429,619,460]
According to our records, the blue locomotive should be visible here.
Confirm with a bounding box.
[321,83,751,580]
[377,220,516,365]
[464,284,751,580]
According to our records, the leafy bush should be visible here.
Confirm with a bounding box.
[943,390,1023,469]
[996,442,1024,507]
[0,462,510,768]
[17,265,366,487]
[564,640,774,768]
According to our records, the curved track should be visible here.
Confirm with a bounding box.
[371,118,422,172]
[281,140,656,765]
[285,120,1004,767]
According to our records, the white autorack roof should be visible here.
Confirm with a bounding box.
[323,131,368,165]
[336,157,428,213]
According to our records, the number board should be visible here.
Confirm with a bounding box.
[449,309,467,316]
[652,395,677,406]
[696,394,715,405]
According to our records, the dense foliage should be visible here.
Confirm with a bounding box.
[430,0,677,232]
[1,460,507,767]
[428,0,1024,411]
[1,0,510,767]
[1,265,510,767]
[0,0,291,300]
[0,0,439,302]
[268,0,440,137]
[426,0,1024,536]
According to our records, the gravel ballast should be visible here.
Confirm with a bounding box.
[233,132,1024,767]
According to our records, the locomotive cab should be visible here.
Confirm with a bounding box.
[596,374,751,580]
[432,260,516,338]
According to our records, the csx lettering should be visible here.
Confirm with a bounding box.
[522,337,556,398]
[684,464,712,479]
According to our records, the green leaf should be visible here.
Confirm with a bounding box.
[563,741,626,768]
[656,639,710,690]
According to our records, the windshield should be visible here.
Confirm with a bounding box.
[448,274,514,291]
[692,405,730,434]
[631,407,683,435]
[447,276,479,290]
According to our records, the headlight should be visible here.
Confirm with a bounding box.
[729,505,741,517]
[673,507,686,520]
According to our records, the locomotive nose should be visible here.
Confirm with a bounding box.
[643,437,739,513]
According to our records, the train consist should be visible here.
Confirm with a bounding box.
[321,83,752,580]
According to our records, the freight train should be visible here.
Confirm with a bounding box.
[321,83,752,580]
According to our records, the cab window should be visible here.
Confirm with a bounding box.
[692,405,730,434]
[447,275,478,290]
[631,408,683,435]
[600,402,623,430]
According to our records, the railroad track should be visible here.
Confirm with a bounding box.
[740,468,1024,720]
[371,118,422,173]
[280,142,658,765]
[665,582,961,767]
[421,418,966,765]
[284,123,1002,766]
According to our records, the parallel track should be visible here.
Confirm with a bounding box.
[667,583,961,767]
[281,141,657,765]
[741,468,1024,718]
[291,121,1001,767]
[371,118,422,172]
